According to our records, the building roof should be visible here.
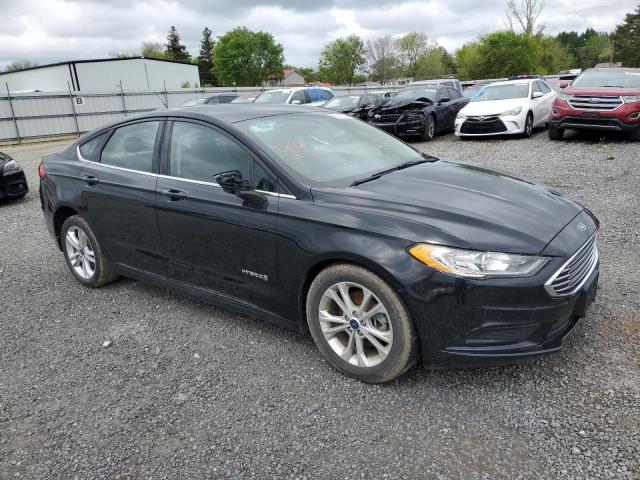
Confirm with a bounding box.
[0,56,195,76]
[283,69,302,78]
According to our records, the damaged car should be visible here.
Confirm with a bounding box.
[0,151,28,201]
[368,86,468,141]
[321,93,383,120]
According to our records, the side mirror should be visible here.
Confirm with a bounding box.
[532,91,544,99]
[439,97,450,103]
[559,81,571,89]
[215,170,268,207]
[291,99,302,105]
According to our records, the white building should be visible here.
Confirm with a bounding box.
[268,69,306,87]
[1,57,200,92]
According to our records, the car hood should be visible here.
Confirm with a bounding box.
[460,98,527,116]
[311,159,583,255]
[371,96,431,112]
[564,86,639,96]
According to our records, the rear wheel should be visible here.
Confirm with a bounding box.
[61,215,118,287]
[549,125,565,140]
[421,115,436,142]
[306,264,418,383]
[522,112,534,138]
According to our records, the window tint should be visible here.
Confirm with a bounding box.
[205,97,219,104]
[290,90,307,104]
[532,81,543,94]
[539,81,551,93]
[253,161,277,192]
[169,122,252,183]
[321,89,334,100]
[101,122,159,172]
[438,88,450,100]
[448,87,461,99]
[218,95,237,104]
[308,89,326,102]
[79,132,108,161]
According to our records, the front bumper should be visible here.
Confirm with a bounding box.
[402,210,599,368]
[369,113,425,137]
[455,114,526,136]
[0,168,28,200]
[550,100,640,133]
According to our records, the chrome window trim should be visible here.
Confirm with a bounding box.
[76,146,157,177]
[156,174,297,199]
[544,233,598,298]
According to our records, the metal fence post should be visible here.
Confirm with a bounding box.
[5,82,21,144]
[119,81,128,117]
[68,82,80,137]
[163,80,168,108]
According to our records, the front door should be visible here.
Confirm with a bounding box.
[79,120,166,276]
[155,120,280,311]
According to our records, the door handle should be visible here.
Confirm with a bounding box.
[83,175,99,186]
[160,188,187,201]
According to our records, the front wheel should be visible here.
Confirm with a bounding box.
[522,112,534,138]
[61,215,118,287]
[421,115,436,142]
[549,125,565,140]
[306,264,418,383]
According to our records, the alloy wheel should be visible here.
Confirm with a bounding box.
[65,226,96,280]
[318,282,393,367]
[526,116,533,136]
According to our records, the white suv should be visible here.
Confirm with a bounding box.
[254,87,335,107]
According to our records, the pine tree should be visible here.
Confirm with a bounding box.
[614,5,640,67]
[165,26,191,62]
[198,27,216,86]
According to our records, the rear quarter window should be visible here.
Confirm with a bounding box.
[79,132,109,161]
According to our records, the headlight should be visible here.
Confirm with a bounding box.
[408,244,547,278]
[457,112,467,120]
[558,93,572,101]
[499,107,522,117]
[622,95,640,104]
[2,159,19,172]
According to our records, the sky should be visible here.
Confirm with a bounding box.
[0,0,637,70]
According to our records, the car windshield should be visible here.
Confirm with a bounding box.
[231,95,257,103]
[473,84,529,101]
[236,113,423,187]
[463,86,484,98]
[180,98,207,107]
[395,88,437,101]
[324,96,361,109]
[254,91,291,104]
[571,70,640,88]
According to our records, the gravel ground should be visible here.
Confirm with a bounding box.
[0,128,638,479]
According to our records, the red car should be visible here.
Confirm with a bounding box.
[549,68,640,141]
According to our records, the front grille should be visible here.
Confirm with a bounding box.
[545,234,598,297]
[374,113,402,123]
[460,116,506,134]
[568,96,623,112]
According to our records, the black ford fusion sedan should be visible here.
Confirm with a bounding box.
[39,105,599,383]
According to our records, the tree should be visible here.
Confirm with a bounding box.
[505,0,545,35]
[108,51,136,59]
[456,31,537,79]
[366,35,398,84]
[532,35,571,74]
[613,4,640,67]
[213,27,284,86]
[141,42,167,60]
[556,28,610,69]
[396,32,429,78]
[198,27,216,86]
[318,35,367,85]
[165,26,191,62]
[6,61,38,72]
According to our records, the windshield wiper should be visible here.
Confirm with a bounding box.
[350,158,434,187]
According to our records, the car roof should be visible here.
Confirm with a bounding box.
[143,104,325,124]
[487,79,534,87]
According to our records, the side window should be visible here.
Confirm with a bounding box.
[448,87,461,99]
[290,90,306,104]
[218,95,236,104]
[322,90,334,100]
[532,81,544,95]
[79,132,108,161]
[253,161,277,193]
[540,81,551,94]
[361,94,376,106]
[169,122,251,182]
[438,88,450,101]
[206,97,219,104]
[100,121,159,172]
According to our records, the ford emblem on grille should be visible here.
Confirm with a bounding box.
[588,98,601,103]
[577,222,587,231]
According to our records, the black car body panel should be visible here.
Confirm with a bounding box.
[368,88,468,138]
[39,105,599,368]
[0,152,28,200]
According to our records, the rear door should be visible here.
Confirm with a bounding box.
[155,119,280,310]
[78,120,166,275]
[437,87,456,130]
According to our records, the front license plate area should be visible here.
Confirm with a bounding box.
[573,273,598,317]
[583,112,600,119]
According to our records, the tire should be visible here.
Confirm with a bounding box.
[629,129,640,142]
[421,115,436,142]
[61,215,118,287]
[306,263,419,383]
[522,112,534,138]
[549,125,565,140]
